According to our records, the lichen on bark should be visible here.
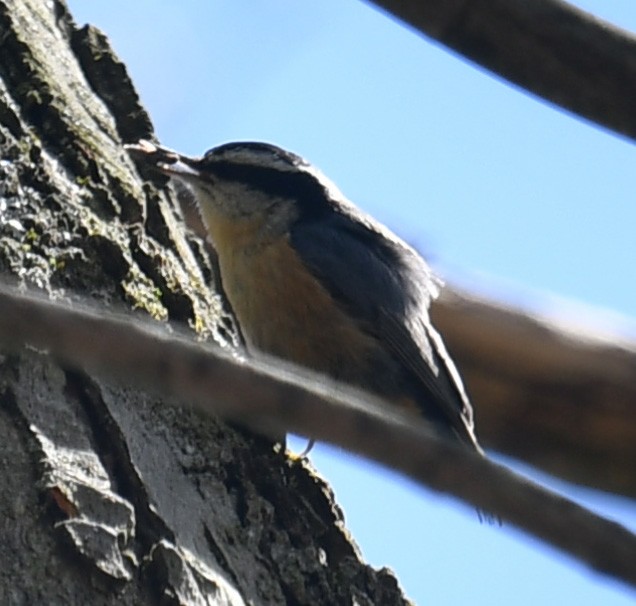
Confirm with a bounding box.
[0,1,411,604]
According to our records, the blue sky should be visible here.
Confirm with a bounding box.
[68,2,636,604]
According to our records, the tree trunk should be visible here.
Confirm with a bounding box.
[0,1,409,603]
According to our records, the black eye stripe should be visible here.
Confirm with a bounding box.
[199,160,333,219]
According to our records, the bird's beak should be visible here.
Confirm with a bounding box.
[156,158,201,179]
[125,139,202,180]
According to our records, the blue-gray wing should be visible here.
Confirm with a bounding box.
[290,209,480,450]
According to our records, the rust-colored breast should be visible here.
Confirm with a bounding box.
[200,206,420,415]
[217,229,380,380]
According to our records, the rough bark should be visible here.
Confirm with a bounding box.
[0,1,409,604]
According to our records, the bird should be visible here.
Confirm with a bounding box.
[126,139,484,457]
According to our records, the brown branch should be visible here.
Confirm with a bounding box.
[1,285,635,590]
[367,0,636,142]
[432,288,636,499]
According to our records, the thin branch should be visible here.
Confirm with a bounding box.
[367,0,636,142]
[0,286,635,590]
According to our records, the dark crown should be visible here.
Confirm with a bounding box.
[202,141,307,169]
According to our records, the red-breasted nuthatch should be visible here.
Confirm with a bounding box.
[126,139,483,455]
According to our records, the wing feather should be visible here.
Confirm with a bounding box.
[290,208,479,450]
